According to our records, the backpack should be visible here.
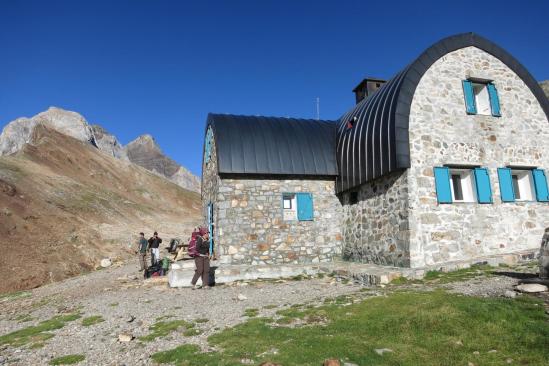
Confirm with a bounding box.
[187,231,200,258]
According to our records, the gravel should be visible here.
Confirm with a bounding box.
[0,262,361,366]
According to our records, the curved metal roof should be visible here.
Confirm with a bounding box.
[336,32,549,193]
[206,113,338,176]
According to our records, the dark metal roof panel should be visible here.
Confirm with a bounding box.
[207,114,338,176]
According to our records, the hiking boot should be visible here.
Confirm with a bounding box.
[192,285,202,290]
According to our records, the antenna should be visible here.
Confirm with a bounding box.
[315,97,320,120]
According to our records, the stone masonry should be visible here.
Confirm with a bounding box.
[202,132,342,265]
[407,46,549,267]
[341,170,410,267]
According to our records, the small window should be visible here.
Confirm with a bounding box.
[282,193,314,221]
[472,82,491,115]
[282,194,297,220]
[511,170,535,201]
[448,169,477,203]
[283,195,293,209]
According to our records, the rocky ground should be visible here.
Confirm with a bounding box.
[0,260,546,366]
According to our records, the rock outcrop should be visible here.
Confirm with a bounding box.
[0,107,200,192]
[125,135,200,192]
[91,124,128,160]
[0,107,95,155]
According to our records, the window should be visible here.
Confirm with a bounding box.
[462,80,501,117]
[498,168,549,202]
[449,169,476,203]
[472,83,491,115]
[434,167,492,204]
[282,193,314,221]
[282,194,293,210]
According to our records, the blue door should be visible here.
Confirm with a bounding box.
[207,202,214,254]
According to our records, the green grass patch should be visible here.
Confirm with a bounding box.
[48,354,85,365]
[108,302,118,307]
[183,328,203,337]
[0,291,31,302]
[195,318,209,323]
[152,290,549,366]
[0,313,81,347]
[423,264,493,284]
[81,316,104,327]
[139,320,193,342]
[263,304,278,310]
[243,308,259,317]
[13,314,34,323]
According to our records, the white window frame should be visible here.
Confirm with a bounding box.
[472,82,491,116]
[510,170,535,201]
[449,169,477,203]
[282,193,297,221]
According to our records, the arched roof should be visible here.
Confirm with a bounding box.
[336,32,549,193]
[206,113,338,176]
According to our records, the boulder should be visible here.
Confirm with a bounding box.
[100,258,112,268]
[237,293,247,301]
[515,283,548,293]
[118,333,133,342]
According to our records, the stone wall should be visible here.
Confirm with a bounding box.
[408,46,549,267]
[340,170,410,267]
[213,176,342,265]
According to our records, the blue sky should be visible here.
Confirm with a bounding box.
[1,0,548,176]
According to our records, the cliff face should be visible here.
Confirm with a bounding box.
[125,135,201,192]
[0,107,200,192]
[91,124,128,160]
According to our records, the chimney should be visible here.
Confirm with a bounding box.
[352,77,386,104]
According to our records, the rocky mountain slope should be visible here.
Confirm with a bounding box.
[0,107,200,192]
[0,121,201,293]
[125,135,200,192]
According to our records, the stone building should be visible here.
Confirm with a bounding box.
[201,33,549,269]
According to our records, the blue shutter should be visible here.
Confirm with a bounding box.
[487,83,501,117]
[296,193,314,221]
[462,80,477,115]
[434,167,452,204]
[473,168,493,203]
[532,169,549,202]
[497,168,515,202]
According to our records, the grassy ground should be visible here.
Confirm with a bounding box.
[0,313,81,348]
[152,290,549,366]
[48,354,85,365]
[81,316,104,327]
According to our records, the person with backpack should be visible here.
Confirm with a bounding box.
[191,230,211,289]
[148,231,162,265]
[136,232,148,271]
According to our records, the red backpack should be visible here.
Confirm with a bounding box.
[187,227,207,258]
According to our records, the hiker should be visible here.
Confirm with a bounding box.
[191,231,210,289]
[148,231,162,265]
[136,232,148,271]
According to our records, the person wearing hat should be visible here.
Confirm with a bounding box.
[191,230,210,289]
[148,231,162,265]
